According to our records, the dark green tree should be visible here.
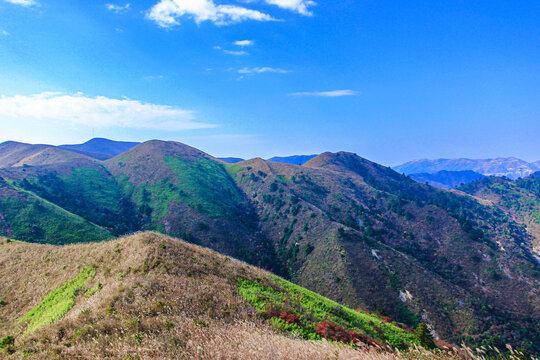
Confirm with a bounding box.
[415,323,436,349]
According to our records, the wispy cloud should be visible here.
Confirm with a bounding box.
[0,92,216,131]
[224,50,248,55]
[238,67,289,74]
[214,45,248,55]
[106,3,131,14]
[147,0,276,27]
[289,90,358,97]
[1,30,9,36]
[234,40,254,46]
[265,0,315,16]
[3,0,37,7]
[144,74,165,81]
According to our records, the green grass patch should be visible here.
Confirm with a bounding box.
[275,174,290,184]
[117,155,131,164]
[0,182,111,244]
[19,266,96,334]
[238,275,418,349]
[18,167,138,236]
[131,156,245,220]
[224,163,243,178]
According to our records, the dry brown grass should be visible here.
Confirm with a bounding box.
[0,232,536,360]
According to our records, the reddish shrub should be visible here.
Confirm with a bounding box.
[315,321,352,343]
[279,311,301,326]
[261,305,282,319]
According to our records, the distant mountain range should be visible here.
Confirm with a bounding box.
[394,157,539,180]
[219,154,318,165]
[267,154,317,165]
[408,170,486,189]
[59,138,140,159]
[217,157,245,164]
[0,138,538,353]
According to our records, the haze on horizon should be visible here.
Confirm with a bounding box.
[0,0,538,166]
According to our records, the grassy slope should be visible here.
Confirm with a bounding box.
[105,141,281,273]
[15,166,139,235]
[0,232,464,360]
[0,178,111,244]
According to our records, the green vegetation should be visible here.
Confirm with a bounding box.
[0,335,14,349]
[132,156,246,219]
[19,266,96,334]
[0,182,111,244]
[117,155,131,164]
[237,275,418,349]
[224,163,243,178]
[275,174,290,184]
[18,167,138,235]
[415,323,436,349]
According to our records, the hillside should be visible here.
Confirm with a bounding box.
[231,152,539,352]
[459,176,540,257]
[395,158,539,180]
[0,177,111,243]
[408,170,486,189]
[103,141,280,272]
[0,232,457,360]
[0,141,537,353]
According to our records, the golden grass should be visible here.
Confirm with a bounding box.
[0,232,536,360]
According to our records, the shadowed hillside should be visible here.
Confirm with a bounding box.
[408,170,486,189]
[459,176,540,258]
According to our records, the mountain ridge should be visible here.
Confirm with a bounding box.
[0,139,537,353]
[394,157,539,180]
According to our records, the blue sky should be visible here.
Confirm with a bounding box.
[0,0,539,165]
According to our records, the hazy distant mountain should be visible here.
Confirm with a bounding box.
[530,171,540,179]
[408,170,486,189]
[59,138,140,159]
[395,157,539,180]
[267,154,317,165]
[0,141,98,168]
[218,157,245,163]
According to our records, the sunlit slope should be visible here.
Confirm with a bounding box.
[0,232,428,360]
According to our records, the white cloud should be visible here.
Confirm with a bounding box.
[3,0,37,7]
[234,40,254,46]
[289,90,358,97]
[265,0,315,15]
[147,0,276,27]
[0,92,216,131]
[224,50,248,55]
[1,30,9,36]
[106,3,131,13]
[238,67,289,74]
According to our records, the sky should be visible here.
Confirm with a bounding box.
[0,0,539,166]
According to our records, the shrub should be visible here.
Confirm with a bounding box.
[0,335,14,348]
[279,311,301,326]
[415,323,436,349]
[315,321,351,343]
